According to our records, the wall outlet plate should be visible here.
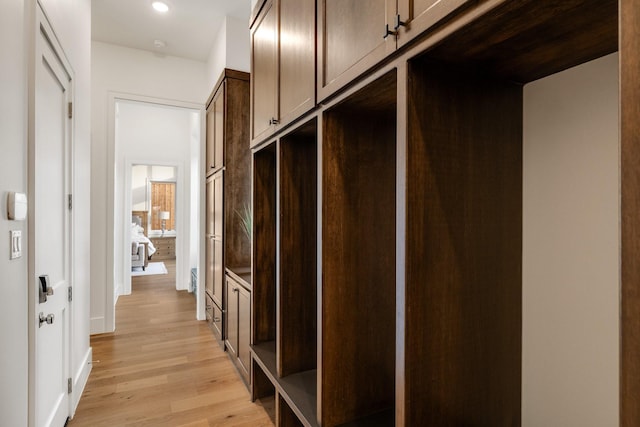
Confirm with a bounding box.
[10,230,21,259]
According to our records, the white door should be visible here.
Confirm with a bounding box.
[31,6,73,427]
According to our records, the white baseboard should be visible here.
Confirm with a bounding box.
[90,317,104,335]
[114,283,123,303]
[70,347,92,417]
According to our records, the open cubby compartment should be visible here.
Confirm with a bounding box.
[252,357,277,424]
[252,339,319,427]
[320,70,397,427]
[278,118,318,378]
[277,391,306,427]
[225,76,252,275]
[400,1,619,425]
[253,142,277,349]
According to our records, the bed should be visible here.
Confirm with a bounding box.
[131,211,156,270]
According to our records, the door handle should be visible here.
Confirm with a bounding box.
[39,312,55,327]
[39,275,53,304]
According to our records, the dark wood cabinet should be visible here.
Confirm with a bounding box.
[206,82,225,174]
[251,0,315,147]
[251,0,278,144]
[205,294,223,342]
[204,69,250,344]
[205,172,224,307]
[226,273,251,385]
[318,0,471,100]
[318,0,395,100]
[249,0,640,426]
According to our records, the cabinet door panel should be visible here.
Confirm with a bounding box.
[237,285,251,376]
[320,0,395,98]
[251,0,278,144]
[213,84,225,170]
[397,0,470,47]
[205,237,214,298]
[206,176,214,236]
[205,103,215,173]
[213,238,224,306]
[226,279,239,357]
[213,173,223,237]
[279,0,315,126]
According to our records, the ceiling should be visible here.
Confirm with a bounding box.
[91,0,252,62]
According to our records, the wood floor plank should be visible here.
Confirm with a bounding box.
[69,260,274,426]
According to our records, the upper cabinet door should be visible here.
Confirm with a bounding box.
[251,0,278,145]
[279,0,315,127]
[205,102,216,174]
[319,0,396,100]
[396,0,471,48]
[213,83,225,171]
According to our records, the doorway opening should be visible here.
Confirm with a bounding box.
[110,96,204,330]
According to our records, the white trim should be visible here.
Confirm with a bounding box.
[70,347,92,417]
[89,317,105,335]
[105,91,206,330]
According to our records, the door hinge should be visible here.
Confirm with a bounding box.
[67,378,72,394]
[68,102,73,119]
[68,194,72,210]
[68,286,72,302]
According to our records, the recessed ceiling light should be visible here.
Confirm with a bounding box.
[152,1,169,13]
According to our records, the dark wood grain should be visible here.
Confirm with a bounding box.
[427,0,618,84]
[226,274,251,386]
[213,83,225,171]
[319,0,396,100]
[321,71,397,427]
[253,144,277,345]
[224,76,252,271]
[279,0,316,128]
[251,0,278,144]
[621,0,640,425]
[403,59,522,426]
[277,392,305,427]
[252,356,276,402]
[397,0,470,49]
[205,96,216,175]
[278,119,318,378]
[252,342,319,427]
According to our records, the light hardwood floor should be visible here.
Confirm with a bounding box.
[69,260,275,426]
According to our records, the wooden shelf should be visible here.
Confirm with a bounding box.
[226,266,251,290]
[252,342,318,427]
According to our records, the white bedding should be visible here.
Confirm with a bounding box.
[131,223,156,256]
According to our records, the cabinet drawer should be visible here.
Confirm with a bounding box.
[206,296,223,342]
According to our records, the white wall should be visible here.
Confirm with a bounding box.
[205,16,250,91]
[0,0,92,423]
[0,2,29,425]
[522,53,619,426]
[131,165,177,211]
[115,100,199,297]
[91,41,208,333]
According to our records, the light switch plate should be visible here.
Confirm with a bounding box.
[10,230,21,259]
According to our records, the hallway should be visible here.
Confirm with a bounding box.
[69,260,274,426]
